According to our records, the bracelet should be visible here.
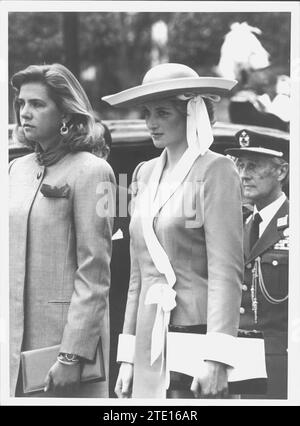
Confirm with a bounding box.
[57,357,79,366]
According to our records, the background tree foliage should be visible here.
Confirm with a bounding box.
[9,11,290,121]
[168,12,290,72]
[9,12,63,76]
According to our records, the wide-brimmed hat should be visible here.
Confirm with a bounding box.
[102,63,237,108]
[225,128,289,161]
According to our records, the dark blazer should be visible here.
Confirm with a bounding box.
[240,199,289,399]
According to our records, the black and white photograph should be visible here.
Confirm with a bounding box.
[0,1,299,408]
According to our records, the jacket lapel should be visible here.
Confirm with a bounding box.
[139,145,202,284]
[247,200,289,263]
[151,146,201,217]
[243,217,252,261]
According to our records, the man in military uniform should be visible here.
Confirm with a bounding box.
[226,129,289,399]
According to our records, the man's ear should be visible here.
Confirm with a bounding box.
[277,163,289,183]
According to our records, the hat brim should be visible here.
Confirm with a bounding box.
[225,147,286,158]
[102,77,237,108]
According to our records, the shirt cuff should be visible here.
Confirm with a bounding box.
[117,334,136,364]
[203,332,236,368]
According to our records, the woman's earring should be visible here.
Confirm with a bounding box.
[60,122,69,135]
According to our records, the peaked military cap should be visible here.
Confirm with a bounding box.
[225,128,289,161]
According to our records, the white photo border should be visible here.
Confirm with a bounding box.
[1,0,299,406]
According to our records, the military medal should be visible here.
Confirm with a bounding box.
[274,226,289,250]
[274,239,289,250]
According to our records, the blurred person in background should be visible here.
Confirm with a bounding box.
[216,22,270,83]
[103,63,244,399]
[91,117,132,398]
[226,129,289,399]
[217,22,289,131]
[9,63,115,398]
[229,69,290,132]
[92,119,112,160]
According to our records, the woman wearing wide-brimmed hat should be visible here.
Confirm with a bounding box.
[103,63,244,398]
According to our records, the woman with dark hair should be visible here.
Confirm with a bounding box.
[103,63,244,399]
[9,63,116,398]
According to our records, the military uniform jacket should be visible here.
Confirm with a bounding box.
[240,199,289,356]
[9,151,115,397]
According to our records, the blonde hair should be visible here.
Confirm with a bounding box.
[11,63,105,153]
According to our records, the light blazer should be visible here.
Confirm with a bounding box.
[122,150,244,398]
[9,151,115,397]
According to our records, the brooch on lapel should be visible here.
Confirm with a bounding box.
[40,183,70,198]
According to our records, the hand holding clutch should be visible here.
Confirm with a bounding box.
[20,342,105,394]
[44,359,81,395]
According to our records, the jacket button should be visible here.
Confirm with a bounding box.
[242,284,248,291]
[37,171,42,179]
[272,260,278,266]
[240,307,245,314]
[246,263,252,269]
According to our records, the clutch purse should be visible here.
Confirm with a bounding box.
[20,339,105,394]
[168,325,268,395]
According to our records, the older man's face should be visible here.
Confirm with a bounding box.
[236,154,281,204]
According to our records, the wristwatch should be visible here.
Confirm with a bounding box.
[58,352,80,363]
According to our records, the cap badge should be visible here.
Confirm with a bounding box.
[239,131,250,147]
